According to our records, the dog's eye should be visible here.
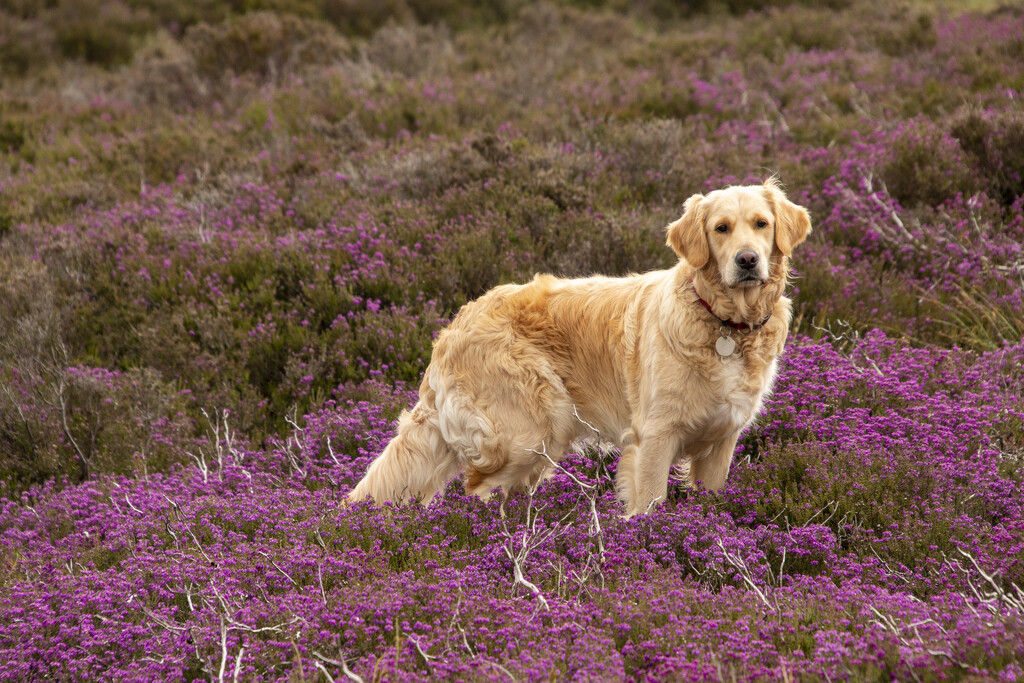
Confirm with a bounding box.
[755,219,768,229]
[714,224,728,233]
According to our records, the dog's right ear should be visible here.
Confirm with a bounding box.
[666,193,709,269]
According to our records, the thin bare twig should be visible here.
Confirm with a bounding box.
[500,485,553,611]
[257,550,298,587]
[717,540,775,612]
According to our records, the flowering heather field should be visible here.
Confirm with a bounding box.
[1,0,1024,680]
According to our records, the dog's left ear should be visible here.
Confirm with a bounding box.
[763,178,812,256]
[666,193,709,268]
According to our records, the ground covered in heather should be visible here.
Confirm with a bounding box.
[1,0,1023,680]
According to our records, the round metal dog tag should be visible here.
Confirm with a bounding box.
[716,335,736,356]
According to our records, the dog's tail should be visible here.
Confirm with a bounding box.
[347,402,461,505]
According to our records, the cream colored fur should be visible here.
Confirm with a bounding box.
[348,178,811,516]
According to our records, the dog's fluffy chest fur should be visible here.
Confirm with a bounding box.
[698,351,779,441]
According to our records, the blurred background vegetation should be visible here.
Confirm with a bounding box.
[1,0,1022,488]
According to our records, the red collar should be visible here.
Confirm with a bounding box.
[692,286,772,332]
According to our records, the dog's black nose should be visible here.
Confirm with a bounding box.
[735,251,759,270]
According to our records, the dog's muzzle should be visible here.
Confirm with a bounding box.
[731,250,766,286]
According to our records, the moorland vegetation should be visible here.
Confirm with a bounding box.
[0,0,1022,679]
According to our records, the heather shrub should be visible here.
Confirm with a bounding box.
[745,6,854,56]
[877,119,980,209]
[1,2,1024,678]
[595,119,704,206]
[321,0,417,35]
[404,0,521,27]
[129,0,231,30]
[183,12,352,82]
[0,382,68,488]
[576,0,849,20]
[364,137,498,200]
[2,331,1023,678]
[124,30,211,110]
[0,361,190,487]
[0,116,29,159]
[0,11,58,76]
[58,366,190,478]
[873,10,937,56]
[952,108,1024,207]
[364,23,455,77]
[47,0,155,67]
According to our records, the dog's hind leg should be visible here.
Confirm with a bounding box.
[347,403,460,505]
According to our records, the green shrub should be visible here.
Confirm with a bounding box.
[952,109,1024,207]
[184,11,351,81]
[0,357,190,487]
[131,0,231,31]
[321,0,416,36]
[48,0,155,67]
[0,118,28,156]
[0,12,58,76]
[874,12,937,56]
[744,6,853,56]
[880,121,981,208]
[364,23,455,77]
[124,30,210,111]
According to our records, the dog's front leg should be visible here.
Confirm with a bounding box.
[688,431,740,491]
[619,431,681,518]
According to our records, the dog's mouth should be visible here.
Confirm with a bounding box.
[731,273,764,288]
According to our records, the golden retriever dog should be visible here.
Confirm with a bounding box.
[348,178,811,516]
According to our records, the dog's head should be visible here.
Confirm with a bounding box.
[666,178,811,287]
